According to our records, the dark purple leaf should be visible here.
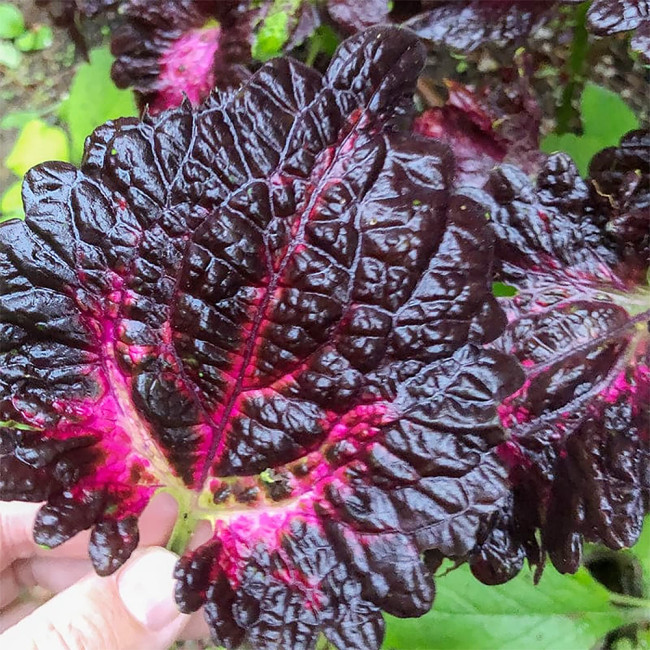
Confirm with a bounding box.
[109,0,399,116]
[469,134,650,580]
[587,0,650,59]
[110,0,253,114]
[0,27,521,649]
[326,0,391,35]
[404,1,582,52]
[413,77,544,187]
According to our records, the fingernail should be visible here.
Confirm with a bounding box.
[118,548,183,631]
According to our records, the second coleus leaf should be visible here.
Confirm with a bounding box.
[0,27,522,650]
[469,131,650,584]
[110,0,393,114]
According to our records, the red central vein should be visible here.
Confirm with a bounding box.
[198,118,365,487]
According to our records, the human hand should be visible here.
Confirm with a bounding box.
[0,497,210,650]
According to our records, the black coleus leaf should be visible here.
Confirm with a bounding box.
[587,0,650,60]
[109,0,395,116]
[0,27,521,650]
[404,0,583,52]
[110,0,254,114]
[468,131,650,583]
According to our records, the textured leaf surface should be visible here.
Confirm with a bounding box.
[0,27,520,650]
[404,1,582,52]
[111,0,254,114]
[469,132,650,582]
[110,0,395,115]
[383,563,628,650]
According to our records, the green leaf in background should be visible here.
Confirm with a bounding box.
[0,180,23,221]
[14,25,53,52]
[305,24,340,66]
[251,0,302,62]
[542,83,639,176]
[0,40,21,69]
[0,3,25,39]
[383,564,629,650]
[5,118,70,177]
[60,46,138,163]
[0,110,41,130]
[492,281,518,298]
[632,518,650,598]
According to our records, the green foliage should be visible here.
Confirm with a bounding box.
[14,25,53,52]
[0,111,40,130]
[542,83,639,176]
[306,24,340,65]
[633,518,650,603]
[383,564,629,650]
[492,282,518,297]
[251,0,302,62]
[60,46,138,163]
[0,180,22,221]
[0,40,21,69]
[5,118,70,177]
[0,3,25,39]
[0,2,26,69]
[0,118,70,221]
[384,519,650,650]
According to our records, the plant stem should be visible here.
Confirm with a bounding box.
[556,1,590,134]
[166,492,199,556]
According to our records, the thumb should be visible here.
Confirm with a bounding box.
[0,547,189,650]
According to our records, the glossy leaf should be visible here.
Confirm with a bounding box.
[587,0,650,60]
[469,132,650,582]
[415,77,543,187]
[404,1,582,52]
[0,27,520,650]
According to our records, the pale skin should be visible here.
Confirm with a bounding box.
[0,494,211,650]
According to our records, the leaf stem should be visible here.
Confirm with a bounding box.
[166,492,199,556]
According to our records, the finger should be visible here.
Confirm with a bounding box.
[0,492,179,568]
[178,609,212,641]
[0,502,41,571]
[0,547,189,650]
[0,597,43,634]
[0,558,93,609]
[1,558,211,643]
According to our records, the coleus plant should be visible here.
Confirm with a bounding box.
[403,0,583,52]
[467,131,650,584]
[109,0,394,114]
[0,27,524,649]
